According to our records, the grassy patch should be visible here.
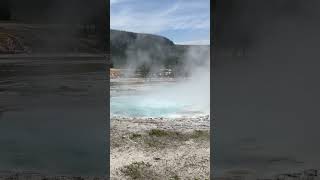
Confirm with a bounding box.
[120,161,157,180]
[170,174,181,180]
[144,138,166,148]
[116,129,209,149]
[143,129,209,148]
[144,129,184,148]
[190,130,210,140]
[149,129,169,137]
[148,129,182,137]
[129,133,142,140]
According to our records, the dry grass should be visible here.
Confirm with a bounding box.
[119,161,158,180]
[125,129,210,149]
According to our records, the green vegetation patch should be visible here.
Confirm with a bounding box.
[190,130,210,140]
[129,133,143,140]
[118,129,209,149]
[148,129,180,137]
[170,174,181,180]
[120,161,158,180]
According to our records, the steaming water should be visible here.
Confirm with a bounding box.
[111,95,199,118]
[110,78,209,118]
[111,46,210,118]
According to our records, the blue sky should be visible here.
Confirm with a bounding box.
[110,0,210,45]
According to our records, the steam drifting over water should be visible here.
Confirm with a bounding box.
[111,44,210,119]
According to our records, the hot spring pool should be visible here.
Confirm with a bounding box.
[111,94,207,118]
[110,77,209,118]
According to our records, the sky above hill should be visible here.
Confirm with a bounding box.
[110,0,210,45]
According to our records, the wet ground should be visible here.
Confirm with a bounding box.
[0,57,108,176]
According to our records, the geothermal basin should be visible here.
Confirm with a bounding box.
[110,77,210,119]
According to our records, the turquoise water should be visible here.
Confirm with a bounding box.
[111,95,191,118]
[110,77,210,118]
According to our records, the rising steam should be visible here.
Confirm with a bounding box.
[111,41,210,118]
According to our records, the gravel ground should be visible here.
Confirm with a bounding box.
[110,116,210,180]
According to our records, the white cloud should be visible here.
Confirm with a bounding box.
[176,39,210,45]
[110,1,210,34]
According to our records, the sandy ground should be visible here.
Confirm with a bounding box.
[110,116,210,180]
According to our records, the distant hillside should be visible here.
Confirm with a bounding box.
[110,29,209,69]
[111,29,174,49]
